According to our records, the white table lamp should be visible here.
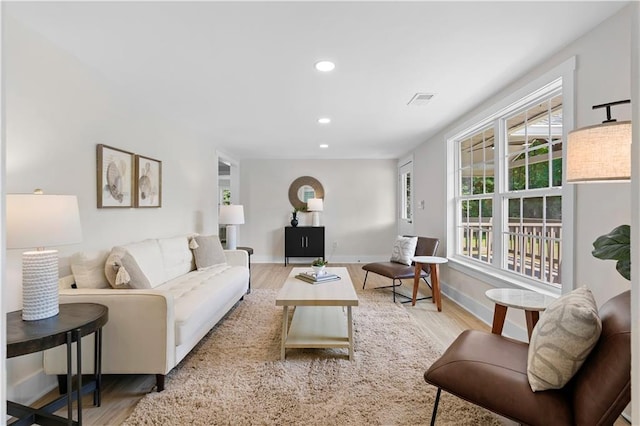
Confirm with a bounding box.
[6,192,83,321]
[307,198,324,227]
[219,204,245,250]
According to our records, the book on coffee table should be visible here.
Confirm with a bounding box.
[295,271,341,284]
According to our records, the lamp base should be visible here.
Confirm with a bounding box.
[226,225,238,250]
[22,250,59,321]
[312,211,321,227]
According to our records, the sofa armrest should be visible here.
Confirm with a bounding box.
[43,288,176,375]
[224,250,249,268]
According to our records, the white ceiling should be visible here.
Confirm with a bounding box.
[5,1,629,160]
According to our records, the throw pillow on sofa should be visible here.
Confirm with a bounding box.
[527,286,602,391]
[104,247,152,289]
[193,235,227,271]
[390,236,418,265]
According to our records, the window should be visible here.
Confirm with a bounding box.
[453,80,565,289]
[401,171,412,221]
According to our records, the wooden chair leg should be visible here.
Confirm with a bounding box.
[363,271,369,289]
[431,388,441,426]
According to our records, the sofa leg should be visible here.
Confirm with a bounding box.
[363,271,369,289]
[57,374,67,395]
[156,374,165,392]
[430,388,441,426]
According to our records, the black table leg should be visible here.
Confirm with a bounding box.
[94,328,102,407]
[75,329,82,425]
[66,332,73,425]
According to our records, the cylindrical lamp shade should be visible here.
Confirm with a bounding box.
[307,198,324,211]
[6,194,83,249]
[219,205,245,224]
[6,194,83,320]
[566,121,631,183]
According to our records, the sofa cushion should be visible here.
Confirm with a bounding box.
[527,287,602,391]
[159,236,194,281]
[192,235,227,271]
[70,251,110,289]
[162,265,248,346]
[390,235,417,265]
[118,240,166,288]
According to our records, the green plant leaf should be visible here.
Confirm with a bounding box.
[616,259,631,281]
[592,224,631,281]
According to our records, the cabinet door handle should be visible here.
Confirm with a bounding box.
[301,237,304,247]
[306,236,309,247]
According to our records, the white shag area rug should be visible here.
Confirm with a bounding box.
[123,288,499,425]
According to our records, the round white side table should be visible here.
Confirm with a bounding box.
[485,288,556,340]
[411,256,448,311]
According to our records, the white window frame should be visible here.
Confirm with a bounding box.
[446,57,576,296]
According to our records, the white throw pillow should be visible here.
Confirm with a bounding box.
[527,287,602,391]
[70,251,110,289]
[390,236,418,266]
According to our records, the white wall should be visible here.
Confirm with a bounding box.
[239,159,397,264]
[411,6,634,336]
[4,17,219,403]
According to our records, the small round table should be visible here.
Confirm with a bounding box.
[485,288,555,340]
[7,303,108,425]
[411,256,448,311]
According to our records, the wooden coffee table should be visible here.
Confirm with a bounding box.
[276,267,359,360]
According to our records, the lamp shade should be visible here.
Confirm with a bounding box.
[7,194,83,249]
[307,198,324,212]
[566,121,631,183]
[219,204,245,225]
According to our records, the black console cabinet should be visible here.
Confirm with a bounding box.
[285,226,325,265]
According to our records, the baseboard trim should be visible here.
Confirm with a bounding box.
[440,279,529,341]
[7,366,57,406]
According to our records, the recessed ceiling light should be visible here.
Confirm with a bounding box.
[319,144,329,149]
[318,117,331,124]
[315,61,335,72]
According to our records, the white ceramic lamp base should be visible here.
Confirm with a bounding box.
[312,211,321,227]
[22,250,60,321]
[226,225,238,250]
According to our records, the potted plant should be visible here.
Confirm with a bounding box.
[311,258,328,275]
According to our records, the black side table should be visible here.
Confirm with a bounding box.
[236,246,253,294]
[7,303,109,426]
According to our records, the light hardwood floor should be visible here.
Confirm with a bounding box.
[28,263,627,425]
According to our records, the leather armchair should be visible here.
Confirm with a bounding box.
[424,290,631,425]
[362,236,439,303]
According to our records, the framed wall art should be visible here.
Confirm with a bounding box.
[97,144,134,208]
[135,154,162,208]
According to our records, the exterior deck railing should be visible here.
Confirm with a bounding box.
[461,220,561,286]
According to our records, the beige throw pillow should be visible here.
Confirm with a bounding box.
[390,236,418,266]
[104,247,152,289]
[527,287,602,391]
[192,235,227,271]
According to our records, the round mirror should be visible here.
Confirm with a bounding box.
[288,176,324,210]
[297,185,315,202]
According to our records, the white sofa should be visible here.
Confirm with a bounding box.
[43,235,249,391]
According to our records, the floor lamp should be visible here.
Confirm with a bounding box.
[6,191,83,320]
[219,204,245,250]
